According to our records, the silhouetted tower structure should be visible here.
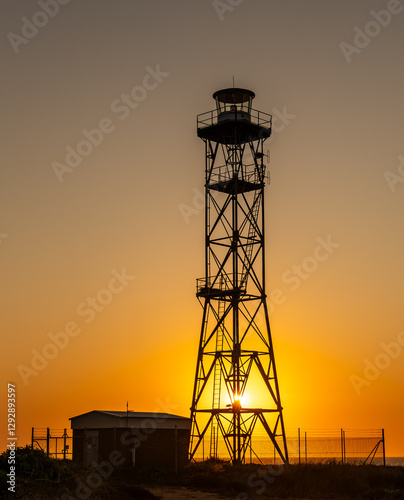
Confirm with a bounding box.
[189,88,288,465]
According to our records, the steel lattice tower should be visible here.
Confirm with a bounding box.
[189,88,288,465]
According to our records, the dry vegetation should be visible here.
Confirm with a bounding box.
[1,447,404,499]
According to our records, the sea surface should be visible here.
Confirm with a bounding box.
[380,457,404,466]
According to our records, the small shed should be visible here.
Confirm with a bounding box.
[70,410,191,469]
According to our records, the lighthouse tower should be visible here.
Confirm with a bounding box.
[189,88,288,465]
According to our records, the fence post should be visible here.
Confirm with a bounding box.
[174,425,178,475]
[344,430,346,463]
[31,427,34,449]
[304,431,307,464]
[298,428,301,464]
[340,429,344,464]
[46,428,50,457]
[63,429,67,460]
[382,429,386,467]
[83,428,87,466]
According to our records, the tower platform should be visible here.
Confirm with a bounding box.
[207,164,268,193]
[207,178,265,194]
[196,275,247,298]
[197,109,272,144]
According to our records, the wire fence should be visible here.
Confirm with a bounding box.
[286,428,385,465]
[31,428,72,460]
[194,428,386,465]
[32,426,385,465]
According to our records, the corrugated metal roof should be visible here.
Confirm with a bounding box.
[70,410,190,421]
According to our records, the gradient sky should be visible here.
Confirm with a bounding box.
[1,0,404,457]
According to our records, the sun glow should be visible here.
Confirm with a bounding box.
[231,392,249,408]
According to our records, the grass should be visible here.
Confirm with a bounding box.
[0,446,158,499]
[1,448,404,499]
[177,459,404,499]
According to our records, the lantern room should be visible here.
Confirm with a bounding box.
[213,88,254,123]
[197,87,271,144]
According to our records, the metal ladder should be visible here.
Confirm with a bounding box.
[206,193,211,283]
[240,191,261,289]
[210,299,225,458]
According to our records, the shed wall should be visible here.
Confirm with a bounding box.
[73,427,190,469]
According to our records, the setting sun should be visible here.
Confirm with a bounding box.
[231,392,248,407]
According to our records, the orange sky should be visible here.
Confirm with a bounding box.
[1,0,404,458]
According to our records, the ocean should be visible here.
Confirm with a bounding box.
[381,457,404,466]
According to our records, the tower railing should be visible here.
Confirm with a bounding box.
[196,273,247,297]
[207,164,268,186]
[197,107,272,130]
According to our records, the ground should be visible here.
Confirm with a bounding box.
[1,448,404,499]
[144,485,237,499]
[143,488,332,500]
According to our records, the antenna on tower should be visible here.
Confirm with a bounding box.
[232,75,235,88]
